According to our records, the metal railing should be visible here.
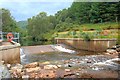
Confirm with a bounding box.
[0,32,19,43]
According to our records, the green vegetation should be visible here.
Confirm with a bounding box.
[17,21,28,29]
[1,2,120,45]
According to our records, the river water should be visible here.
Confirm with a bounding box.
[20,44,120,72]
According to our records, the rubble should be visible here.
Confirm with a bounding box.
[1,45,119,78]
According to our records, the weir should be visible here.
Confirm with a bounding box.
[55,38,117,52]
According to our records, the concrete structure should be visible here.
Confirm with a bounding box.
[22,45,58,54]
[55,38,117,52]
[0,42,20,64]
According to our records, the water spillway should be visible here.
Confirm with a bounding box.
[20,44,120,71]
[55,38,117,52]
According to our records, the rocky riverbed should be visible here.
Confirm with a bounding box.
[0,45,120,79]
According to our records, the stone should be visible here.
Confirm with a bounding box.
[64,60,70,64]
[6,64,11,69]
[116,48,120,52]
[78,68,81,71]
[16,64,23,69]
[26,67,41,73]
[39,70,56,78]
[11,64,23,73]
[42,61,50,64]
[87,60,92,63]
[57,65,62,68]
[24,62,39,68]
[22,75,29,79]
[65,69,71,72]
[44,65,58,70]
[1,61,5,64]
[68,64,72,67]
[16,69,22,73]
[106,49,117,54]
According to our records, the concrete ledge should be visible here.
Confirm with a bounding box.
[0,42,20,64]
[55,38,117,52]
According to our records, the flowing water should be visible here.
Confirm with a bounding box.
[20,44,120,73]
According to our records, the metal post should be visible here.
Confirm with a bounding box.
[0,9,2,46]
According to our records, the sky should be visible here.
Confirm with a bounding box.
[0,0,73,21]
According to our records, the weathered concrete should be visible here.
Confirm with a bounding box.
[55,38,117,52]
[0,42,20,64]
[22,45,58,54]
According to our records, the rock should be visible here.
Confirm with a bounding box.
[42,61,50,64]
[106,49,117,54]
[10,67,22,74]
[22,75,29,79]
[16,69,22,73]
[39,70,56,78]
[44,65,58,70]
[78,68,81,71]
[68,64,72,67]
[11,64,23,73]
[65,69,71,72]
[6,64,11,69]
[26,67,41,73]
[16,64,23,69]
[1,61,5,64]
[24,62,39,68]
[87,60,92,63]
[76,72,80,76]
[64,60,70,64]
[116,48,120,52]
[57,65,62,68]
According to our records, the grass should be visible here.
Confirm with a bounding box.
[79,22,119,30]
[55,22,119,39]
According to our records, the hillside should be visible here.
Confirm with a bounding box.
[17,21,28,29]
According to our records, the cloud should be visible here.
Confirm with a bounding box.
[0,0,74,2]
[0,1,73,21]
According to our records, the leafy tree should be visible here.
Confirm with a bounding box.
[1,8,20,32]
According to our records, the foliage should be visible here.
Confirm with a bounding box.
[1,8,20,32]
[2,2,119,45]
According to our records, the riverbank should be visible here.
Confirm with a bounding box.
[1,44,119,79]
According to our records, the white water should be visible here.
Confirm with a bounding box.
[92,58,120,70]
[53,44,76,54]
[20,48,29,64]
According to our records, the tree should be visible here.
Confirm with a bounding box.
[1,8,19,32]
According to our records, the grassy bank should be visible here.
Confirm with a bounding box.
[53,22,119,40]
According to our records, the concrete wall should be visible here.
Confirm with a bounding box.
[0,43,20,64]
[55,38,117,52]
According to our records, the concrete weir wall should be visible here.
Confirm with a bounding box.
[0,42,20,64]
[55,38,117,52]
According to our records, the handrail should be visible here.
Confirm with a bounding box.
[0,32,20,43]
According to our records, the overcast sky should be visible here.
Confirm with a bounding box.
[0,0,73,21]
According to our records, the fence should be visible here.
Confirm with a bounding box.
[0,32,20,43]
